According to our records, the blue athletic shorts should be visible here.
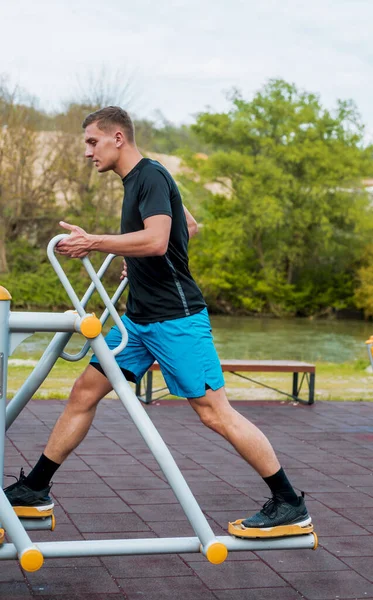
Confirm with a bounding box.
[90,308,225,398]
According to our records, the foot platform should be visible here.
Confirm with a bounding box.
[13,506,54,519]
[228,519,314,539]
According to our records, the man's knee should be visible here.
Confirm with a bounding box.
[190,400,226,434]
[67,379,96,413]
[68,367,111,413]
[198,406,222,432]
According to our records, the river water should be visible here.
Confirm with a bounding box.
[11,316,373,364]
[211,316,373,363]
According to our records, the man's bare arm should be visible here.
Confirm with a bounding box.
[56,215,172,258]
[183,205,198,238]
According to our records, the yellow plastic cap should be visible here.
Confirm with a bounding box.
[0,286,11,300]
[20,548,44,572]
[205,542,228,565]
[51,514,56,531]
[312,531,319,550]
[80,314,102,339]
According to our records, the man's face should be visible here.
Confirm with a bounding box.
[84,122,120,172]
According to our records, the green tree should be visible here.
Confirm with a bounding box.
[0,82,61,274]
[184,79,373,315]
[354,244,373,317]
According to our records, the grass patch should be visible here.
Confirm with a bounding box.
[6,357,373,402]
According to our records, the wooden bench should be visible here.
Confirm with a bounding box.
[135,360,316,405]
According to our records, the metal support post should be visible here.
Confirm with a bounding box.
[0,288,44,572]
[0,488,44,571]
[9,312,79,333]
[145,371,153,404]
[0,287,11,486]
[90,333,228,564]
[292,372,299,399]
[6,331,74,430]
[309,373,315,405]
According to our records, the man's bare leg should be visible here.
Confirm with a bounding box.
[188,386,312,535]
[44,365,113,464]
[3,365,113,514]
[188,386,280,477]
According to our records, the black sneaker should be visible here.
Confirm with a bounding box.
[228,494,313,539]
[4,468,54,518]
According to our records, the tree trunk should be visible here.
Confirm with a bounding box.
[286,260,293,285]
[0,218,8,274]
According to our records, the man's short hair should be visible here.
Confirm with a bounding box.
[82,106,135,143]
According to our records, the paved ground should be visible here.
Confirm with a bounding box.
[2,399,373,600]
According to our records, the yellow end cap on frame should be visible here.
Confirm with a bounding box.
[206,542,228,565]
[312,531,319,550]
[0,286,11,300]
[80,314,102,339]
[50,514,56,531]
[20,548,44,572]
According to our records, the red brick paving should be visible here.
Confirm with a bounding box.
[2,399,373,599]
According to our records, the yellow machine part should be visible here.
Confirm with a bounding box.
[312,531,319,550]
[0,286,11,300]
[13,506,54,519]
[20,548,44,572]
[205,541,228,564]
[80,314,102,339]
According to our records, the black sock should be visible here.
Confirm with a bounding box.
[263,467,299,505]
[25,454,61,491]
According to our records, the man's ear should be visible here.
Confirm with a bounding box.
[115,130,125,148]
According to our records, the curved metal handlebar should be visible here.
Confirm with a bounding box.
[60,251,116,361]
[59,252,128,361]
[47,234,128,357]
[61,276,128,361]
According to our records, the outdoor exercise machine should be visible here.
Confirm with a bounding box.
[0,234,318,572]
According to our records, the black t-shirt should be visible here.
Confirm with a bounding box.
[121,158,206,323]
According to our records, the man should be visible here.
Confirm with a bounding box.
[5,106,311,537]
